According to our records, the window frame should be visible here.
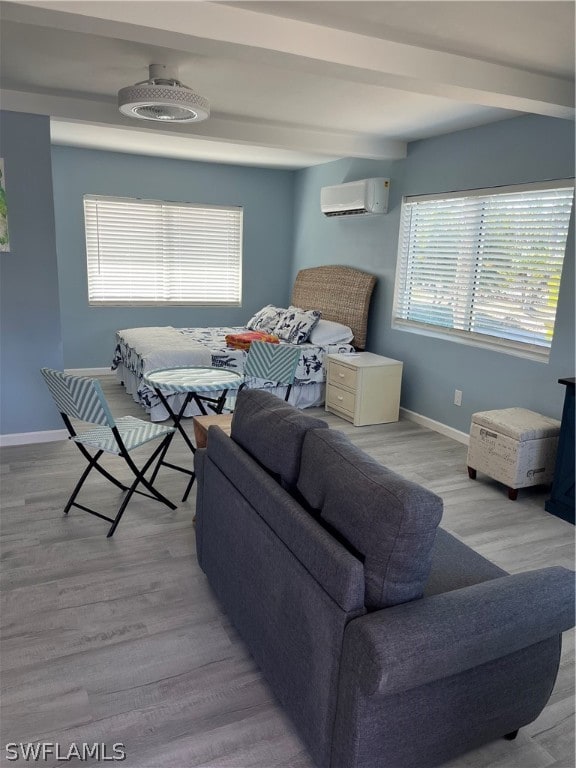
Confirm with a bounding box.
[391,179,574,362]
[83,194,243,308]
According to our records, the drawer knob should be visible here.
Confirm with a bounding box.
[339,372,345,378]
[337,395,343,401]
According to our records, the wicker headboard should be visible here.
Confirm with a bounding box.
[291,265,376,350]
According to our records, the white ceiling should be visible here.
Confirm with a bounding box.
[0,1,574,169]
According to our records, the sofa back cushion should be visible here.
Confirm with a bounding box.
[231,388,328,489]
[298,429,443,610]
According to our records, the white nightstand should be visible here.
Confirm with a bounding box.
[325,352,403,426]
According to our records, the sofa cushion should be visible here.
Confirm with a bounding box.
[230,388,328,489]
[298,429,443,610]
[201,427,365,613]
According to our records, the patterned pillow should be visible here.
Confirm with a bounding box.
[246,305,286,333]
[275,305,321,344]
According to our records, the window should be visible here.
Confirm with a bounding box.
[392,181,574,361]
[84,195,243,306]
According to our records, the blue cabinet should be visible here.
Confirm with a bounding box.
[545,378,575,524]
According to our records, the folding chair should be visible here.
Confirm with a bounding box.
[240,340,301,402]
[41,368,177,537]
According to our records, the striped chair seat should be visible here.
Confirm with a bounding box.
[73,416,174,455]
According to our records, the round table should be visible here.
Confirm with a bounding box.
[143,366,243,501]
[144,366,243,396]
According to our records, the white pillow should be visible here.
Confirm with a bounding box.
[309,319,354,345]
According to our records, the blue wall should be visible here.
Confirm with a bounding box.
[51,146,295,367]
[1,111,573,437]
[293,116,575,433]
[0,111,63,435]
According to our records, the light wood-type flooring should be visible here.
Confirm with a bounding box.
[1,375,574,767]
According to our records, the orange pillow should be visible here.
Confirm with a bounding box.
[225,331,280,350]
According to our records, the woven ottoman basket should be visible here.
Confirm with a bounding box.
[467,407,561,500]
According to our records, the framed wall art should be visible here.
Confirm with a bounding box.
[0,159,9,252]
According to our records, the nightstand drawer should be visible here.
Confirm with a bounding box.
[326,383,356,415]
[329,361,357,390]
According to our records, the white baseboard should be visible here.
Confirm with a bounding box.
[0,368,114,448]
[1,369,113,447]
[1,406,467,448]
[0,429,68,447]
[65,367,113,376]
[400,407,469,445]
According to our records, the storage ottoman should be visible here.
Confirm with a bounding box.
[467,408,561,500]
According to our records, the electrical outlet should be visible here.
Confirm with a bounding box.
[454,389,463,406]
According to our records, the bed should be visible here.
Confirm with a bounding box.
[111,265,376,421]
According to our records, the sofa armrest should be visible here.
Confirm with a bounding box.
[343,566,574,697]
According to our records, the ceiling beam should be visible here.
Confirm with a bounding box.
[3,0,574,119]
[0,88,407,160]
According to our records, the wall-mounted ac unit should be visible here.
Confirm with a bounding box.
[320,178,390,217]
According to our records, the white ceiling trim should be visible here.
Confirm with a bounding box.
[49,119,339,169]
[0,88,407,161]
[1,1,573,167]
[5,0,574,119]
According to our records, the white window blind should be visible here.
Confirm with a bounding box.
[392,180,574,360]
[84,195,243,306]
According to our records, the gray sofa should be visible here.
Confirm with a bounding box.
[194,389,574,768]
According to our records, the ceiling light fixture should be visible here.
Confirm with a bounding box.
[118,64,210,123]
